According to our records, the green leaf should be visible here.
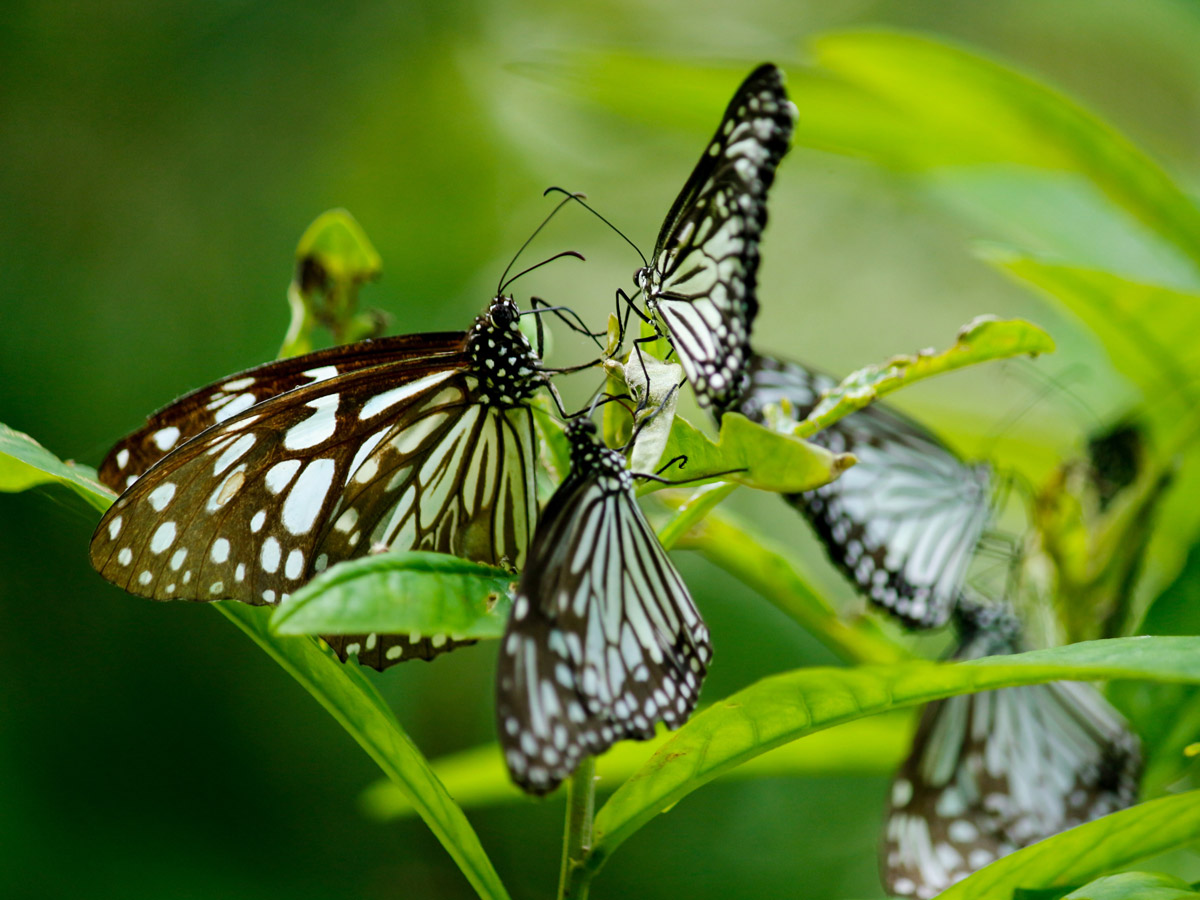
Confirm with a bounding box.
[360,713,911,820]
[0,422,114,512]
[800,30,1200,274]
[793,316,1055,439]
[983,246,1200,404]
[1062,873,1200,900]
[667,505,908,665]
[218,604,511,900]
[937,798,1200,900]
[2,424,510,900]
[586,636,1200,876]
[271,551,515,638]
[645,411,850,495]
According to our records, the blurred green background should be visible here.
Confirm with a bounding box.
[5,1,1200,898]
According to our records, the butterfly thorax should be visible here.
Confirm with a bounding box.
[466,297,544,407]
[566,419,633,492]
[634,265,661,309]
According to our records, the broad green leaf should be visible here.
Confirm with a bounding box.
[666,504,908,665]
[937,796,1200,900]
[1063,873,1200,900]
[2,425,510,900]
[271,551,515,638]
[983,246,1200,405]
[587,636,1200,876]
[218,603,511,900]
[801,31,1200,274]
[644,411,850,495]
[359,713,911,820]
[794,317,1055,439]
[531,402,570,481]
[0,423,114,512]
[281,208,386,357]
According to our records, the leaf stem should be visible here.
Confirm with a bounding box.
[558,757,597,900]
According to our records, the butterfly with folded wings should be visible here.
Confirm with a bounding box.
[495,416,711,794]
[90,295,546,669]
[633,63,797,410]
[882,600,1141,898]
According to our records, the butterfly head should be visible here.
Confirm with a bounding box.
[467,296,544,406]
[565,417,631,488]
[633,265,661,310]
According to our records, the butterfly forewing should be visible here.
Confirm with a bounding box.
[882,613,1141,898]
[738,353,993,628]
[90,358,474,605]
[98,332,465,490]
[495,421,711,795]
[639,64,797,408]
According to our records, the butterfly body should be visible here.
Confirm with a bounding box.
[495,418,711,794]
[91,296,544,668]
[636,63,797,408]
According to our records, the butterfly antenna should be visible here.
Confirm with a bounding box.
[495,192,580,295]
[979,362,1099,459]
[499,250,586,296]
[543,186,648,269]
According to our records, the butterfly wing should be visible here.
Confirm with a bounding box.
[738,353,993,628]
[495,439,711,794]
[641,64,796,408]
[882,629,1142,898]
[98,332,465,491]
[91,353,538,668]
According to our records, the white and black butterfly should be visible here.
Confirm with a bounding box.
[882,600,1142,899]
[90,296,544,669]
[495,417,711,794]
[634,63,797,409]
[734,353,994,628]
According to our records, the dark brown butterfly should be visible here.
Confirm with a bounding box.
[91,296,544,669]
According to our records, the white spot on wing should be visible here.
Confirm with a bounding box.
[152,426,181,451]
[281,458,336,535]
[284,395,340,450]
[359,371,456,419]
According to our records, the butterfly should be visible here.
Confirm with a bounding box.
[90,296,545,670]
[495,416,712,794]
[733,352,994,628]
[633,63,797,409]
[882,600,1142,898]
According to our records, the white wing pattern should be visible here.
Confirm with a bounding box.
[636,64,797,409]
[495,418,711,794]
[91,298,542,669]
[735,353,993,628]
[882,604,1142,898]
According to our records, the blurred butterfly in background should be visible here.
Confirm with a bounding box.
[495,416,711,794]
[733,353,994,629]
[881,599,1142,899]
[90,295,549,669]
[633,63,797,409]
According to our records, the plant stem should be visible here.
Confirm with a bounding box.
[557,757,597,900]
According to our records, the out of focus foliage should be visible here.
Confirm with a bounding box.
[7,2,1200,899]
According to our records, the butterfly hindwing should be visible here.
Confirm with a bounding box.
[638,64,797,408]
[495,419,711,794]
[738,353,993,628]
